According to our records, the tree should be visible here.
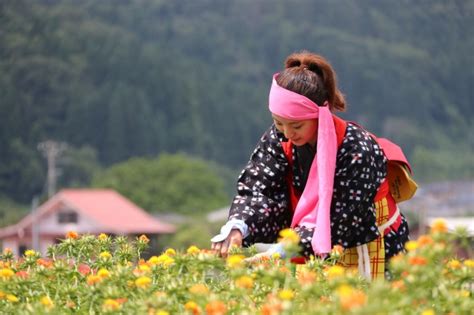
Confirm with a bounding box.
[92,153,230,214]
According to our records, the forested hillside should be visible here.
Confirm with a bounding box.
[1,0,473,205]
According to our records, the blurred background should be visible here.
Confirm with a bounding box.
[1,0,472,251]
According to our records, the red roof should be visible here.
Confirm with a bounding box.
[0,189,175,238]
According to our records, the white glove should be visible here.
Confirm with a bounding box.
[244,243,286,263]
[211,219,249,243]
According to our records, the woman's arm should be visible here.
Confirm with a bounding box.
[228,126,293,245]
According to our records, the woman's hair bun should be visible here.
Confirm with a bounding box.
[282,51,347,112]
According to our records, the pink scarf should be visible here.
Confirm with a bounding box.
[269,74,337,255]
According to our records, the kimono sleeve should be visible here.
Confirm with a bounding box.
[228,126,293,245]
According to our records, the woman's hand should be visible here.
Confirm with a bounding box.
[211,229,243,258]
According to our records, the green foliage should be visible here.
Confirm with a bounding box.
[58,145,101,188]
[92,153,229,214]
[412,145,474,182]
[0,195,28,228]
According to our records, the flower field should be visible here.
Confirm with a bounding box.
[0,219,472,314]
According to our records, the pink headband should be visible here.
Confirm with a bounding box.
[269,73,337,255]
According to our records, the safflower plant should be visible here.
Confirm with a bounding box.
[0,219,472,314]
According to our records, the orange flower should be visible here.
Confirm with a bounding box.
[86,275,102,285]
[66,231,78,239]
[331,245,344,257]
[430,218,448,234]
[37,258,54,268]
[15,270,28,279]
[205,300,227,315]
[189,283,209,295]
[261,302,283,315]
[297,270,317,286]
[391,280,406,291]
[184,301,201,315]
[417,235,434,247]
[102,299,121,311]
[138,234,150,243]
[235,275,253,289]
[409,256,427,266]
[337,285,367,311]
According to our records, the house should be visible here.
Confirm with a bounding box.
[0,189,176,256]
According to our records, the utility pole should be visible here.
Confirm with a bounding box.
[38,140,67,198]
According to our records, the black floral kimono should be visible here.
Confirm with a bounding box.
[228,122,409,259]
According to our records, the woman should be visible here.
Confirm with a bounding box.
[211,51,411,279]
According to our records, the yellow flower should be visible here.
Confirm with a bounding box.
[98,233,108,241]
[278,289,294,300]
[24,249,37,257]
[326,265,345,280]
[464,259,474,268]
[447,259,462,269]
[66,231,79,239]
[99,251,112,259]
[148,254,174,267]
[135,276,152,288]
[278,228,300,244]
[138,264,151,273]
[97,268,110,278]
[187,245,200,255]
[430,218,448,234]
[226,254,245,268]
[6,294,19,303]
[0,268,14,278]
[405,240,419,252]
[156,311,170,315]
[102,298,121,311]
[164,248,176,256]
[40,296,54,308]
[189,283,209,295]
[459,290,470,298]
[420,309,435,315]
[235,275,254,289]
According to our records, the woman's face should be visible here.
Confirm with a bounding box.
[272,114,318,147]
